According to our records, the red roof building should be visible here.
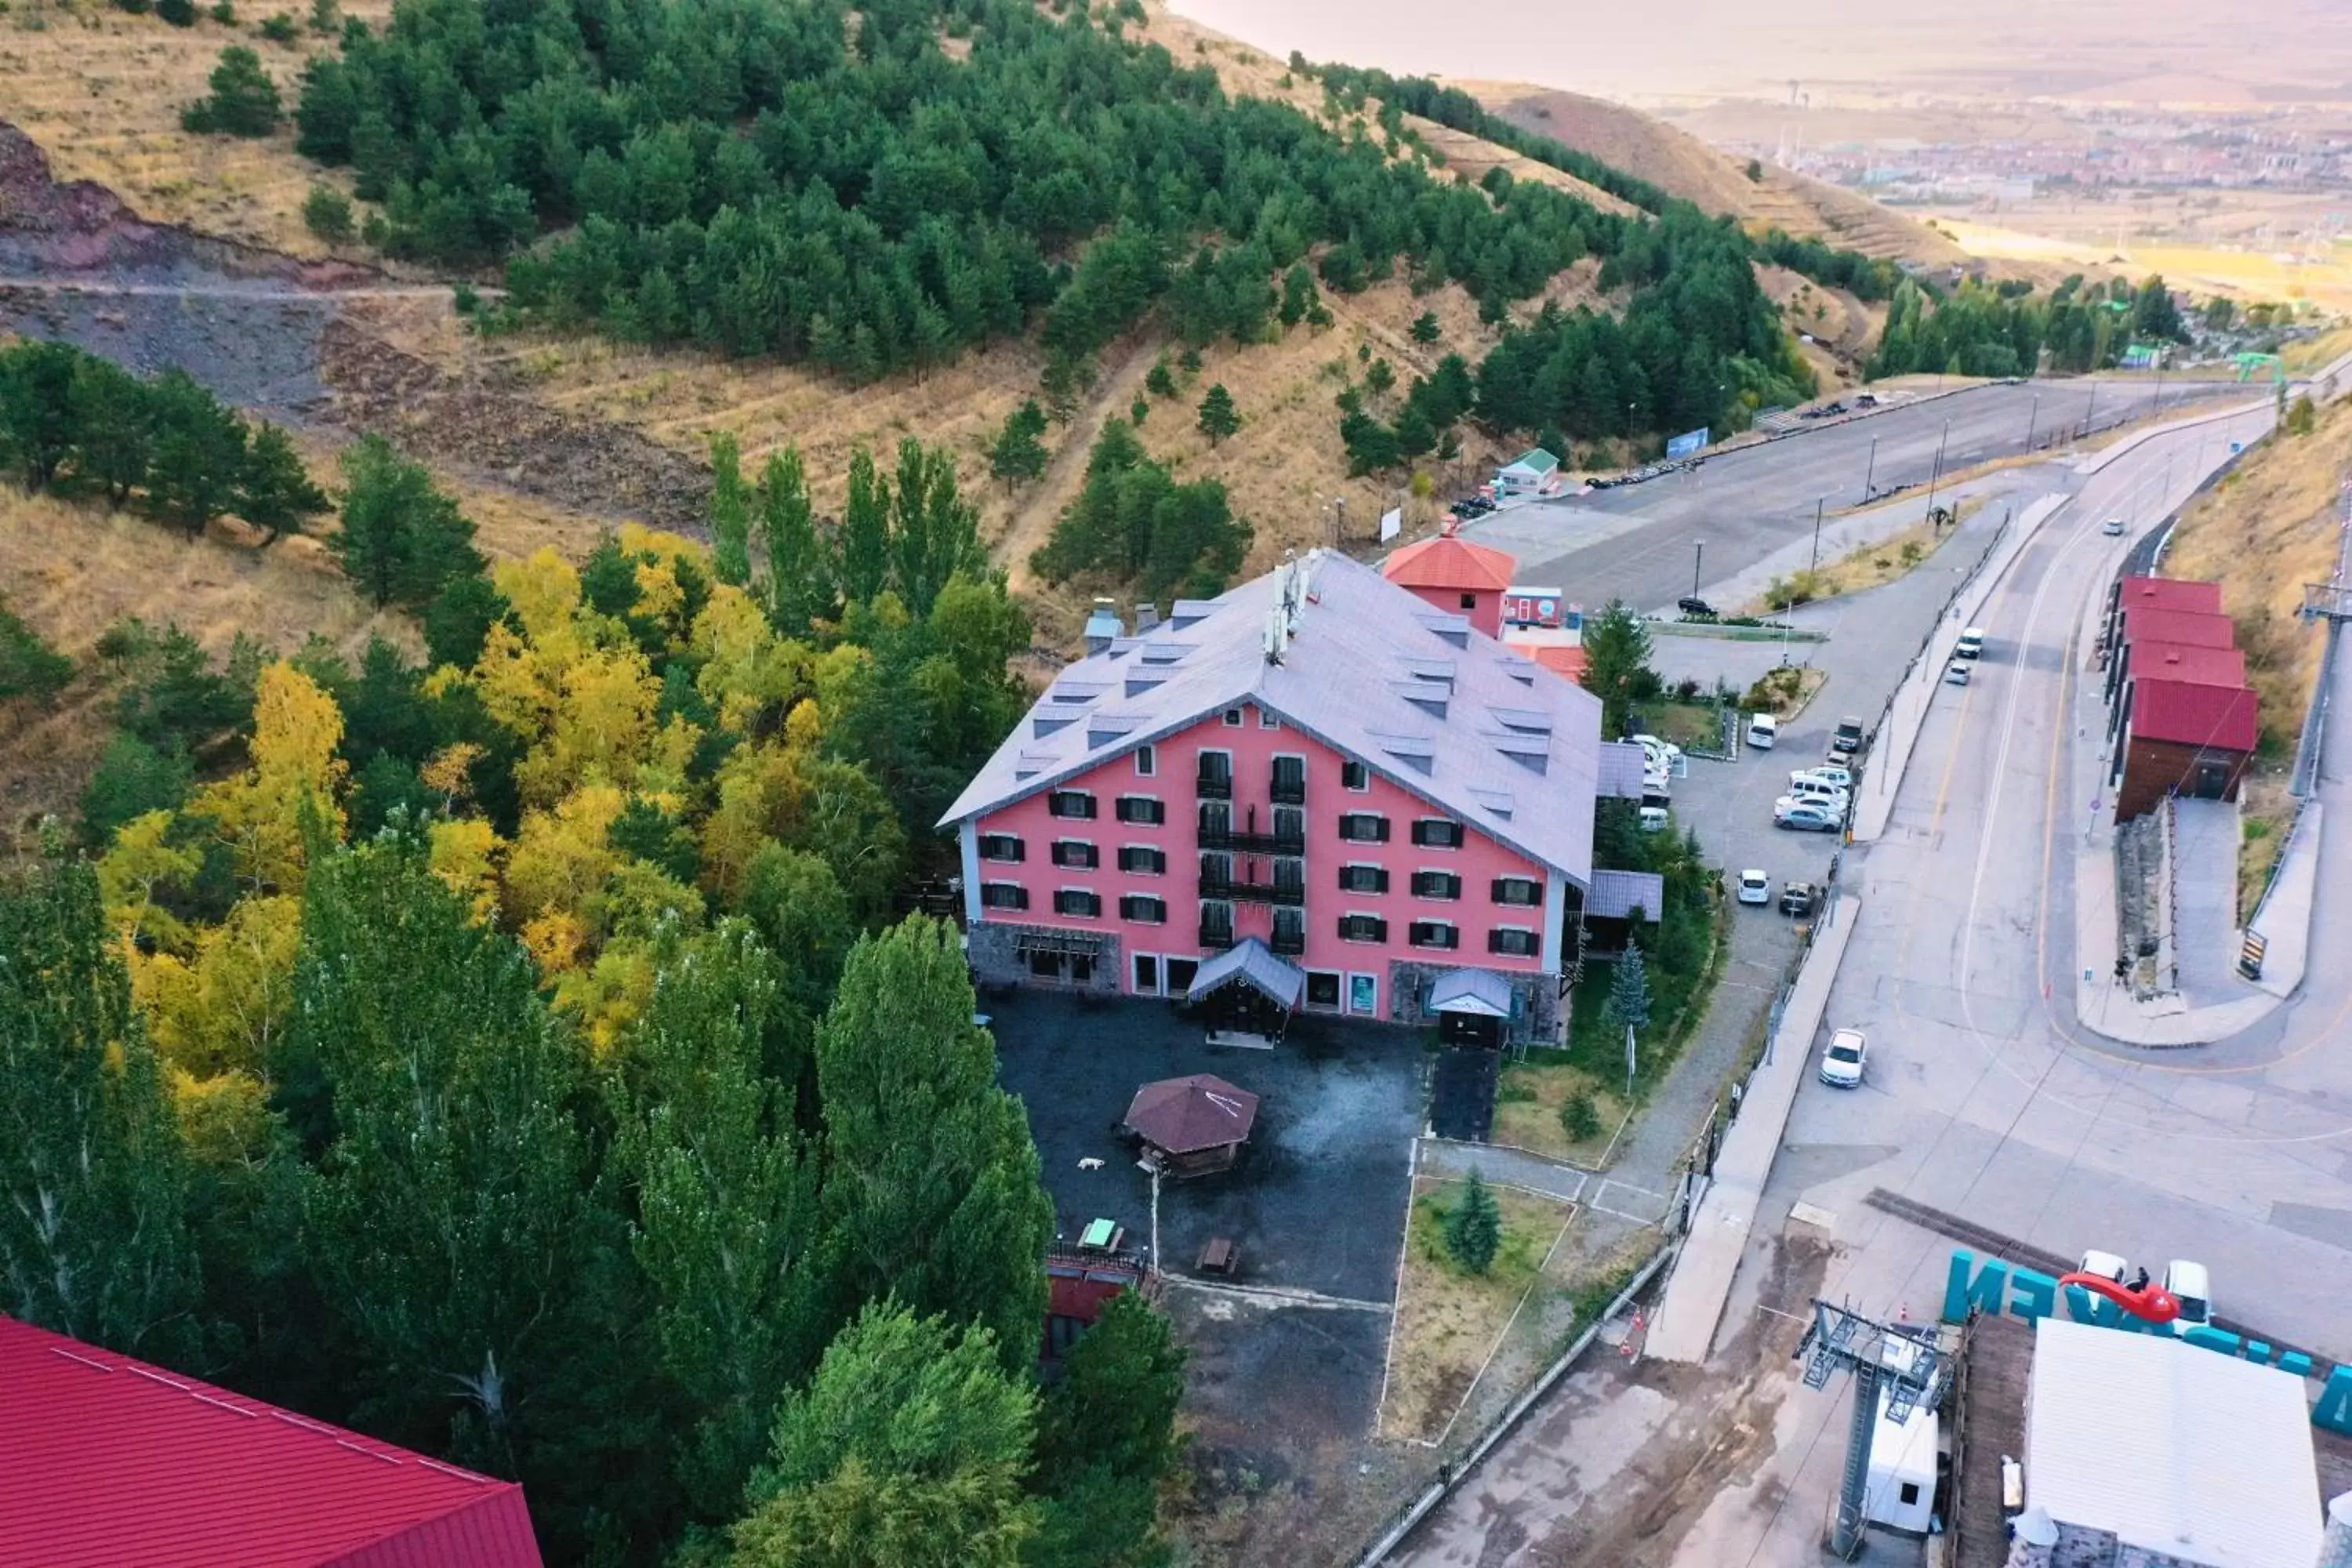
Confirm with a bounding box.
[1381,523,1517,638]
[2116,575,2224,616]
[2118,605,2238,649]
[2131,680,2259,753]
[0,1316,543,1568]
[2123,640,2247,689]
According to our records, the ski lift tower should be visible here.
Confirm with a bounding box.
[2296,482,2352,797]
[1798,1299,1953,1559]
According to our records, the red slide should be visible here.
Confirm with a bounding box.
[2057,1272,2183,1325]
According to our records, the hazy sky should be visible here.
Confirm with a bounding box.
[1164,0,2340,103]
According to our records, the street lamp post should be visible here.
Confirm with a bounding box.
[1923,419,1950,528]
[2082,379,2098,440]
[1691,539,1704,600]
[1809,497,1825,576]
[1863,435,1878,500]
[2025,391,2039,451]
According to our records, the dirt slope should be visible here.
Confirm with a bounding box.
[1472,85,1972,268]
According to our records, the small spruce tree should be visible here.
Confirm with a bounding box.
[1443,1170,1501,1275]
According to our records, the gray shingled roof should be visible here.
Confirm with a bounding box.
[1185,937,1305,1007]
[1595,742,1651,800]
[1587,869,1666,922]
[1428,967,1513,1017]
[941,552,1603,884]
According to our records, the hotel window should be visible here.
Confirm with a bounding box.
[1118,845,1167,874]
[1134,744,1156,777]
[1338,812,1390,843]
[1342,760,1370,793]
[1338,913,1388,943]
[1271,754,1306,804]
[1492,876,1542,906]
[977,833,1024,862]
[1410,818,1465,849]
[1054,888,1102,917]
[1338,863,1389,894]
[1047,789,1096,819]
[1050,840,1098,869]
[1120,895,1167,924]
[1272,906,1305,955]
[1259,709,1281,729]
[979,883,1028,910]
[1459,592,1476,611]
[1223,707,1244,727]
[1196,750,1233,799]
[1306,971,1342,1010]
[1407,920,1459,950]
[1410,870,1462,900]
[1116,795,1165,825]
[1489,927,1539,957]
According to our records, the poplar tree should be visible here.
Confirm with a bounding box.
[758,445,833,637]
[837,446,891,605]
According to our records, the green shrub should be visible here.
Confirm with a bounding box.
[1443,1171,1501,1275]
[302,185,353,243]
[258,11,298,42]
[1560,1091,1602,1145]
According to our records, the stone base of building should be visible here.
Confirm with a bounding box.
[967,920,1123,998]
[1385,960,1564,1044]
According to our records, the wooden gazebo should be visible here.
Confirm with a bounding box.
[1120,1073,1261,1178]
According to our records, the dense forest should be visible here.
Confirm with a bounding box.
[282,0,1809,451]
[1,369,1204,1561]
[1310,63,1904,302]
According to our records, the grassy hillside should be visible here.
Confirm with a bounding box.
[1479,85,1975,270]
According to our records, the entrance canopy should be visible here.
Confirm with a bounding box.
[1185,937,1305,1009]
[1428,967,1512,1018]
[1122,1074,1261,1156]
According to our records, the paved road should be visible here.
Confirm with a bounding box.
[1386,400,2326,1567]
[1464,377,2242,615]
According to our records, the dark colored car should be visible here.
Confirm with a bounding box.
[1678,597,1718,620]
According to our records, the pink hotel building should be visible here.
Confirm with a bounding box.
[940,550,1660,1043]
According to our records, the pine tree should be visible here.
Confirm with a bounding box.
[1607,940,1653,1036]
[182,46,283,137]
[1196,382,1241,445]
[706,430,753,587]
[1443,1169,1501,1275]
[1578,598,1658,739]
[330,434,482,608]
[1410,310,1441,344]
[237,422,329,543]
[989,399,1049,488]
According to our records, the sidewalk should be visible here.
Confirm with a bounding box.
[1645,893,1860,1364]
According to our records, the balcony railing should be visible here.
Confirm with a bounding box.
[1199,922,1236,951]
[1199,873,1305,907]
[1195,771,1232,800]
[1270,777,1306,806]
[1197,824,1305,856]
[1270,926,1305,956]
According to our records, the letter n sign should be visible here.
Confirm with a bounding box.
[1942,1250,2006,1322]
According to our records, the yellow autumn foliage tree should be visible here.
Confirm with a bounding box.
[191,662,349,891]
[96,809,203,953]
[135,895,303,1079]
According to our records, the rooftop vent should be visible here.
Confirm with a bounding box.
[1390,680,1449,720]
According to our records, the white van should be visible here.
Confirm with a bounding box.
[1637,804,1670,833]
[2164,1260,2212,1333]
[1785,776,1849,808]
[1746,713,1778,750]
[1955,626,1985,659]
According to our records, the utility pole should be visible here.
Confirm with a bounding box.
[1809,497,1826,576]
[1923,419,1950,529]
[1692,538,1705,599]
[2082,378,2098,440]
[1862,434,1878,500]
[2024,391,2039,451]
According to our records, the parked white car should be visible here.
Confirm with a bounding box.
[1944,660,1973,686]
[1638,804,1670,833]
[1774,797,1843,833]
[2077,1249,2131,1285]
[1736,868,1771,905]
[1792,764,1854,793]
[1635,735,1681,768]
[1955,626,1985,659]
[1784,776,1850,809]
[1746,713,1778,750]
[1818,1027,1867,1087]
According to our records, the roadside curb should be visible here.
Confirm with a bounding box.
[1644,891,1860,1365]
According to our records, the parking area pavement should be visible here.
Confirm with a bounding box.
[989,990,1424,1303]
[2167,797,2241,1006]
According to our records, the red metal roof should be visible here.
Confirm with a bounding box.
[2118,575,2223,615]
[0,1316,543,1568]
[2120,604,2238,649]
[1381,532,1517,593]
[2131,679,2259,753]
[2125,641,2247,688]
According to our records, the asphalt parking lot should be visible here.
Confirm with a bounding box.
[989,989,1425,1302]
